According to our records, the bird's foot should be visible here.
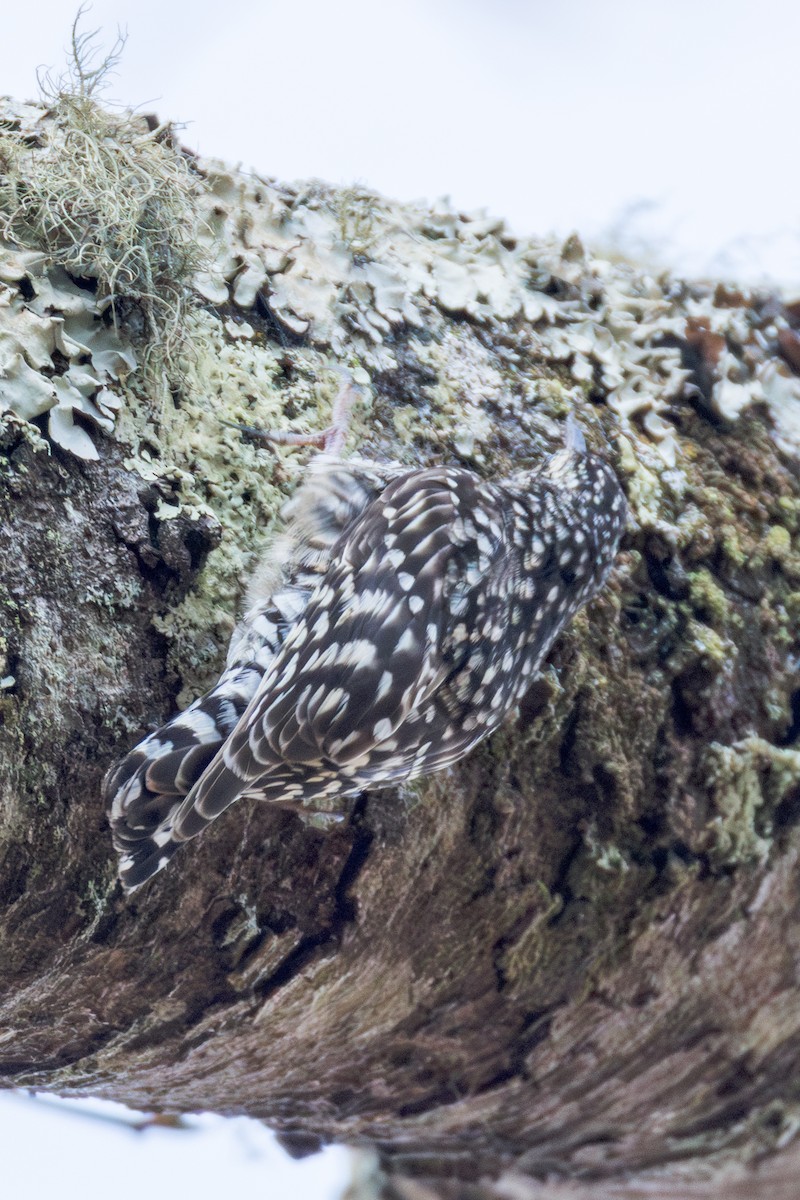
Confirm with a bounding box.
[222,375,359,456]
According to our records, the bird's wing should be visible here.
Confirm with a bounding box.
[105,458,402,890]
[173,469,475,833]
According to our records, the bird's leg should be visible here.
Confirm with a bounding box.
[564,412,587,455]
[321,377,358,455]
[222,376,359,455]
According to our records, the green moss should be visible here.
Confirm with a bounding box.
[785,592,800,622]
[687,568,730,629]
[763,524,792,564]
[777,496,800,533]
[703,742,770,866]
[718,522,748,567]
[681,617,731,668]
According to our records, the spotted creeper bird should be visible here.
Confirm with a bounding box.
[105,382,627,891]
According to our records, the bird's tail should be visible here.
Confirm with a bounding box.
[104,663,264,891]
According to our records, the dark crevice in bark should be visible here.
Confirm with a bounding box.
[545,833,584,926]
[644,544,691,601]
[253,798,374,1003]
[778,689,800,748]
[474,1009,554,1095]
[773,784,800,834]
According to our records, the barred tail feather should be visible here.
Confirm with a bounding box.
[115,815,183,892]
[104,663,267,892]
[114,755,249,892]
[173,754,248,841]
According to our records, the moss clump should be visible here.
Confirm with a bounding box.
[0,15,204,368]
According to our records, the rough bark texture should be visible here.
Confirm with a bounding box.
[1,96,800,1200]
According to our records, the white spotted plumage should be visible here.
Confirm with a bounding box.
[105,425,627,891]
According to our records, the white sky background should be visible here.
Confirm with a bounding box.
[3,0,800,287]
[1,1,799,1197]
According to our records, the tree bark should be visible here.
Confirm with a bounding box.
[1,96,800,1200]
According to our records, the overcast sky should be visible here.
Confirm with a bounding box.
[4,0,800,287]
[2,3,799,1198]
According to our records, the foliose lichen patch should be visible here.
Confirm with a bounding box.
[2,95,799,488]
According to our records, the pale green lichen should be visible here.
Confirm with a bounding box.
[582,821,632,874]
[759,359,800,456]
[0,266,136,458]
[411,328,504,465]
[703,737,800,867]
[0,24,204,455]
[681,618,732,669]
[115,305,384,701]
[187,154,784,476]
[617,434,670,526]
[81,576,143,615]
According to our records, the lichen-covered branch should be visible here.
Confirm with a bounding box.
[1,94,799,1200]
